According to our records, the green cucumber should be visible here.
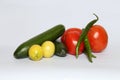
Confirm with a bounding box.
[54,41,67,57]
[14,24,65,59]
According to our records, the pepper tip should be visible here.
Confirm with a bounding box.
[93,13,99,21]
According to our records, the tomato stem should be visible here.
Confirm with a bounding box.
[76,13,99,58]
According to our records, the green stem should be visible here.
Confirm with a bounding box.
[76,13,99,58]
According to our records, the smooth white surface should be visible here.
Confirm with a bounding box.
[0,0,120,80]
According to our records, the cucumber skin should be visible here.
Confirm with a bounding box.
[54,41,67,57]
[14,24,65,59]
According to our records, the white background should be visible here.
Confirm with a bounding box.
[0,0,120,80]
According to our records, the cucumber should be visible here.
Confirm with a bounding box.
[14,24,65,59]
[54,41,67,57]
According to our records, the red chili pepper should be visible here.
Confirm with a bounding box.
[61,28,84,55]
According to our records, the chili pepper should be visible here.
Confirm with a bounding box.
[82,28,96,62]
[84,35,96,63]
[76,13,99,58]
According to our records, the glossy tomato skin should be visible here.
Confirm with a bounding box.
[61,28,84,55]
[61,28,82,43]
[87,25,108,53]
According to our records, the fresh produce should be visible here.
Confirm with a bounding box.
[87,25,108,52]
[84,35,96,63]
[76,14,99,58]
[14,24,65,59]
[29,44,43,61]
[41,41,55,58]
[61,28,84,55]
[13,14,108,63]
[54,41,67,57]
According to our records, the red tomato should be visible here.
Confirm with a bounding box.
[61,28,84,55]
[61,28,82,43]
[87,25,108,53]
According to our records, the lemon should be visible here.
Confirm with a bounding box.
[42,41,55,58]
[29,44,43,61]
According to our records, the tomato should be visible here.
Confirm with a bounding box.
[61,28,82,43]
[29,44,43,61]
[61,28,84,55]
[42,41,55,58]
[87,25,108,53]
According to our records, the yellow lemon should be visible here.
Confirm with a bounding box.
[29,44,43,61]
[42,41,55,58]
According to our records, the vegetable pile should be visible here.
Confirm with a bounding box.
[14,14,108,63]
